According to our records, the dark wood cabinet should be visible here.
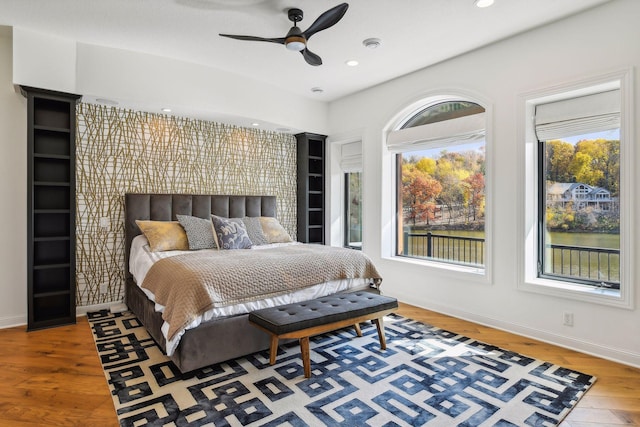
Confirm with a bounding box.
[296,132,326,244]
[22,86,80,330]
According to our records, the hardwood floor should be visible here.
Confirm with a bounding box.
[0,303,637,426]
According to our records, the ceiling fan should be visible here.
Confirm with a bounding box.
[219,3,349,66]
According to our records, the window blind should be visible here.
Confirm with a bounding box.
[340,141,362,172]
[535,89,620,141]
[386,112,485,152]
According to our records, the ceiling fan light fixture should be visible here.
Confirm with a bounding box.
[285,36,306,51]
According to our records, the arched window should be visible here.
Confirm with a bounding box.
[387,99,487,270]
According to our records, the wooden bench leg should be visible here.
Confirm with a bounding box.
[269,335,279,365]
[300,336,311,378]
[353,323,362,337]
[373,317,387,350]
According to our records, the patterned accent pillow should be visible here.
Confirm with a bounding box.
[259,217,293,244]
[135,220,190,252]
[242,216,269,246]
[211,215,253,249]
[176,215,217,250]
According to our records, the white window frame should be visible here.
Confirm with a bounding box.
[517,69,635,309]
[382,91,493,283]
[327,133,364,249]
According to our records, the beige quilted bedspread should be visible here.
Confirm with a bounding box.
[141,244,382,342]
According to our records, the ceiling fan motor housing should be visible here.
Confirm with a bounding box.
[287,8,303,23]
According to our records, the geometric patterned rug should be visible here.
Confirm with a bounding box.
[88,310,596,427]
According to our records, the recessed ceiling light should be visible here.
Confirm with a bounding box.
[474,0,494,8]
[161,107,172,113]
[252,122,260,126]
[311,87,324,94]
[362,38,382,49]
[345,60,359,67]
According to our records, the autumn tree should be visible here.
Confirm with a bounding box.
[546,140,574,182]
[402,165,442,225]
[462,172,485,221]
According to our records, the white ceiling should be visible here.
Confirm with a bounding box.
[1,0,611,103]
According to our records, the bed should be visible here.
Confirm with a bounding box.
[124,193,381,372]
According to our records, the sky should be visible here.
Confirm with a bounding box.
[559,128,620,144]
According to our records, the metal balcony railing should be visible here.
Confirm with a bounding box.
[403,232,484,267]
[402,233,620,289]
[544,243,620,289]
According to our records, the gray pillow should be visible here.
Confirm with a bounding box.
[242,216,269,246]
[211,215,253,249]
[176,215,217,250]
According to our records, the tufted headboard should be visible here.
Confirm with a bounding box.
[124,193,277,280]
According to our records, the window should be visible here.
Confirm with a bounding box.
[520,71,633,307]
[537,90,621,289]
[340,141,362,249]
[344,172,362,249]
[388,99,487,270]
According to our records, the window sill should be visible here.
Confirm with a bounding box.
[385,254,489,283]
[519,277,631,309]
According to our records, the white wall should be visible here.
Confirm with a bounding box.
[327,0,640,366]
[0,28,28,327]
[11,27,329,134]
[12,27,77,94]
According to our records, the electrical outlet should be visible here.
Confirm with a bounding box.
[100,284,109,295]
[563,312,574,326]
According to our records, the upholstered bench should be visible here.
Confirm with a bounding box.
[249,291,399,378]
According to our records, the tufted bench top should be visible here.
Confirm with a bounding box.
[249,291,398,335]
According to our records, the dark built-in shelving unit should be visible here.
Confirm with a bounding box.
[21,86,81,331]
[296,132,326,244]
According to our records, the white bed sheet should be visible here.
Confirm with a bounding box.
[129,235,372,356]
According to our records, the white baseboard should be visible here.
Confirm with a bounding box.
[76,302,116,316]
[392,292,640,369]
[0,303,124,329]
[0,314,26,329]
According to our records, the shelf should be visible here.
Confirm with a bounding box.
[34,185,70,210]
[33,263,71,270]
[34,211,71,238]
[33,156,71,183]
[33,290,71,299]
[296,132,326,245]
[34,182,71,187]
[24,86,79,331]
[33,265,71,295]
[33,97,71,129]
[34,236,71,242]
[34,124,71,133]
[34,209,71,214]
[33,128,72,156]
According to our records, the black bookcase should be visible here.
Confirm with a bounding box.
[296,132,327,244]
[21,86,81,331]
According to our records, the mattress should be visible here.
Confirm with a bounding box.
[129,235,372,355]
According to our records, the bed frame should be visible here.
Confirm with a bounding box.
[124,193,280,372]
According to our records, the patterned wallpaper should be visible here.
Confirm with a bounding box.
[75,103,297,306]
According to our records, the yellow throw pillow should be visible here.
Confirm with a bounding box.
[135,220,190,252]
[259,217,293,244]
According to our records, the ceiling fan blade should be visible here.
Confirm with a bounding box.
[302,3,348,40]
[301,48,322,66]
[219,34,286,45]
